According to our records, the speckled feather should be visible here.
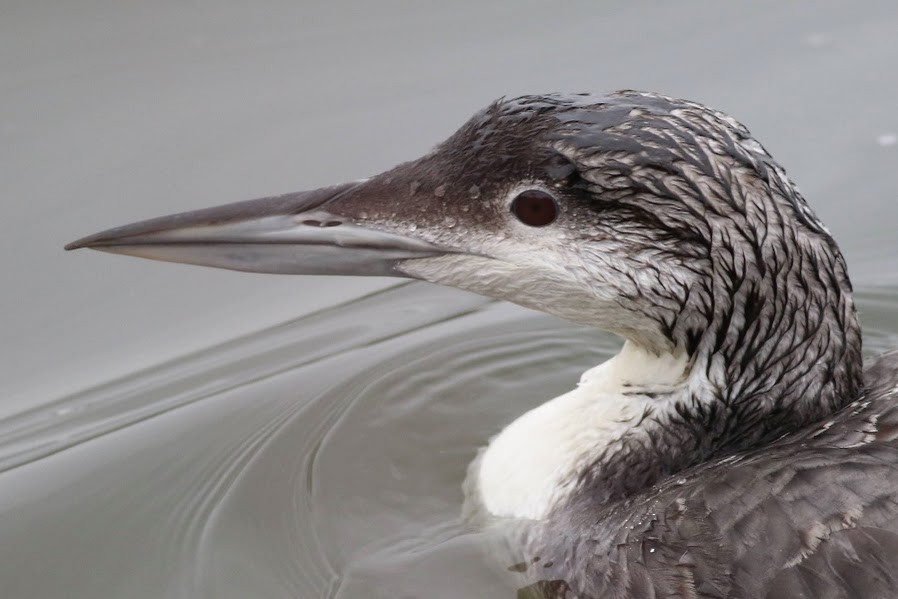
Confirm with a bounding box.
[386,92,885,597]
[414,92,894,598]
[411,91,864,497]
[521,351,898,599]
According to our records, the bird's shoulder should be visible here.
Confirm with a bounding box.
[525,350,898,599]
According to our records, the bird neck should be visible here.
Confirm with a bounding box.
[669,199,865,455]
[469,237,864,521]
[468,341,693,520]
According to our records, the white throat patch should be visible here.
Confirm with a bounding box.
[465,341,689,521]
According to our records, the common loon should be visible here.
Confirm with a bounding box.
[67,91,898,598]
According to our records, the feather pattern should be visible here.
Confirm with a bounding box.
[429,93,893,597]
[520,352,898,598]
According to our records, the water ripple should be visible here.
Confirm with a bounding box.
[0,283,491,473]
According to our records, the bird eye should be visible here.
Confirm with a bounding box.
[511,190,558,227]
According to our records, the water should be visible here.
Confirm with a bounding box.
[3,1,898,597]
[0,284,612,598]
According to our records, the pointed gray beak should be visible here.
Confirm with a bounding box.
[65,180,454,277]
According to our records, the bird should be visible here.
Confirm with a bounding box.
[66,91,898,598]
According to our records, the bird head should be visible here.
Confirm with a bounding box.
[67,91,853,364]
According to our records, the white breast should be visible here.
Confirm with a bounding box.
[465,341,689,520]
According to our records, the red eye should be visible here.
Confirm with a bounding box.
[511,190,558,227]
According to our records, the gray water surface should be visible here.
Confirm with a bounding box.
[3,1,898,597]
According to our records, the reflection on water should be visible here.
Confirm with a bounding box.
[2,282,897,598]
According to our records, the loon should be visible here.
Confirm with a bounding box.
[67,91,898,598]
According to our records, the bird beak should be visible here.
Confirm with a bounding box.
[64,179,455,277]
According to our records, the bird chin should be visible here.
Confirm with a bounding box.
[399,254,677,354]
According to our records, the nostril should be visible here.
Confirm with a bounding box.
[300,219,342,227]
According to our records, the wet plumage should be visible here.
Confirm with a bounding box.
[520,350,898,598]
[67,91,898,598]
